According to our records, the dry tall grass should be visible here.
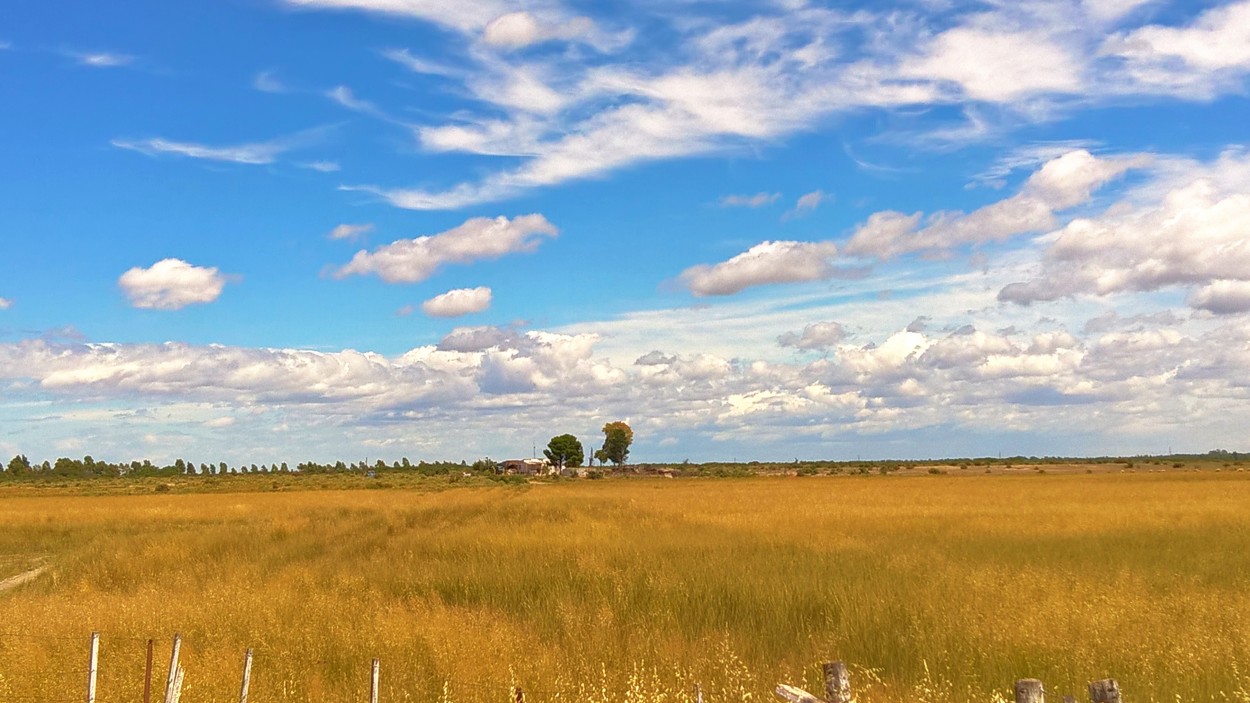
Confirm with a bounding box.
[1,473,1248,702]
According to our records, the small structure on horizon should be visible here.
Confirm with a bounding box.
[500,458,553,475]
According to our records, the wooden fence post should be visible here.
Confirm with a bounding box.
[144,639,154,703]
[239,648,253,703]
[1014,679,1044,703]
[86,632,99,703]
[170,665,185,703]
[164,633,182,703]
[514,686,525,703]
[1089,679,1120,703]
[774,684,825,703]
[823,662,852,703]
[694,683,703,703]
[370,658,380,703]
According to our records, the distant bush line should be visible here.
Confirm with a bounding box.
[0,449,1244,483]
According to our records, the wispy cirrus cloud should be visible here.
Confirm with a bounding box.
[253,70,286,93]
[720,192,780,208]
[328,223,373,241]
[68,50,135,68]
[330,1,1250,211]
[111,127,329,165]
[782,190,828,220]
[286,0,624,51]
[283,0,517,33]
[300,160,341,173]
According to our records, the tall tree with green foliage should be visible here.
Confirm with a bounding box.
[544,434,585,470]
[600,421,633,465]
[6,455,31,476]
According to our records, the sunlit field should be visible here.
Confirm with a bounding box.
[2,473,1249,702]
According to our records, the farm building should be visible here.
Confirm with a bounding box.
[500,458,553,475]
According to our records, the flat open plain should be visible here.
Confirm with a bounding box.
[1,471,1248,702]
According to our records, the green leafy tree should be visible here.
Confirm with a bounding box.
[6,454,31,476]
[600,421,633,465]
[544,434,585,470]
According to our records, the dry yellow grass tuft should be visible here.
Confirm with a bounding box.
[0,473,1248,702]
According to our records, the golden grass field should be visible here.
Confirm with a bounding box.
[1,472,1249,702]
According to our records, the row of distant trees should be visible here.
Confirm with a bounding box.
[543,421,634,471]
[0,454,507,480]
[0,423,637,480]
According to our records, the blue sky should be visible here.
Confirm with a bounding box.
[2,0,1250,465]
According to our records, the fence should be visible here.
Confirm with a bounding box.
[775,661,1125,703]
[8,635,1130,703]
[0,632,343,703]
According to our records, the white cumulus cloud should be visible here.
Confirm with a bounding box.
[422,287,493,317]
[335,214,557,283]
[902,28,1084,102]
[1188,280,1250,315]
[846,150,1150,259]
[118,259,231,310]
[1102,1,1250,96]
[680,240,842,296]
[778,321,846,350]
[999,152,1250,309]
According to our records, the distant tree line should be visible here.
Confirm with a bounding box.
[0,454,499,481]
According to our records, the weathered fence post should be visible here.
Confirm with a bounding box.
[1014,679,1044,703]
[694,683,703,703]
[171,665,185,703]
[774,683,826,703]
[239,648,253,703]
[86,631,99,703]
[164,633,182,703]
[514,686,525,703]
[370,658,380,703]
[823,662,851,703]
[1089,679,1120,703]
[144,639,154,703]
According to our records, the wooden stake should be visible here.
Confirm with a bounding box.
[823,662,852,703]
[164,634,182,703]
[1015,679,1045,703]
[144,639,154,703]
[170,665,185,703]
[774,684,826,703]
[370,658,380,703]
[1089,680,1121,703]
[694,683,703,703]
[239,648,253,703]
[515,686,525,703]
[86,632,99,703]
